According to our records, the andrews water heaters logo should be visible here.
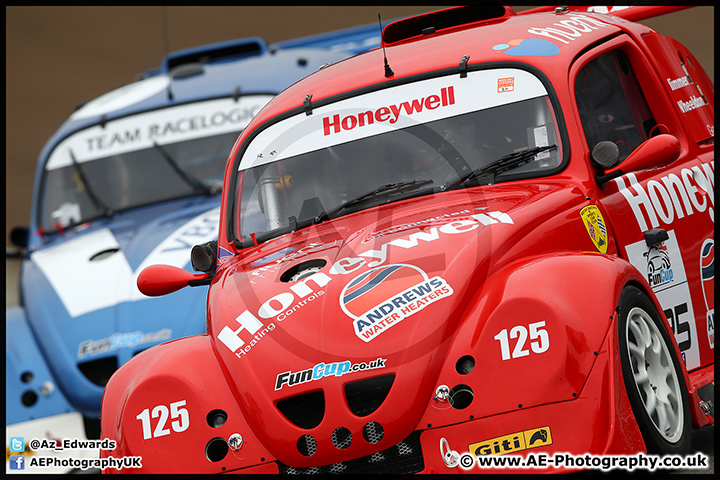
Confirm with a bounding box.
[340,264,453,342]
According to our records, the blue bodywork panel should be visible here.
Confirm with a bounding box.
[6,307,76,423]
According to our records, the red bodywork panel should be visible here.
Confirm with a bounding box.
[101,5,713,474]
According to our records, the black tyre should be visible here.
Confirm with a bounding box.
[617,285,691,455]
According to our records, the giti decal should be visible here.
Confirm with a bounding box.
[469,426,553,456]
[700,238,714,348]
[340,264,453,342]
[580,205,607,253]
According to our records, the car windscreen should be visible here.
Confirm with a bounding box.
[39,95,272,232]
[233,69,563,244]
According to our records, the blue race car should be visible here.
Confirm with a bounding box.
[6,22,384,471]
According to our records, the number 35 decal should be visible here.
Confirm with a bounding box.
[494,321,550,360]
[137,400,189,440]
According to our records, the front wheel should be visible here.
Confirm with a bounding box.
[617,286,691,454]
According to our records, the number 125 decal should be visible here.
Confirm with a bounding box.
[136,400,189,440]
[494,321,550,360]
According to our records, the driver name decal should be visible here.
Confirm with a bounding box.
[341,264,453,342]
[677,96,708,114]
[322,86,455,135]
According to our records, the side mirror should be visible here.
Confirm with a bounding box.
[6,226,29,259]
[10,226,29,248]
[606,134,680,174]
[191,240,218,273]
[590,141,620,170]
[595,134,681,187]
[137,264,212,297]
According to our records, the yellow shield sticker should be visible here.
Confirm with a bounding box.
[469,426,553,456]
[580,205,608,253]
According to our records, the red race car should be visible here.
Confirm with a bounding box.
[101,4,714,474]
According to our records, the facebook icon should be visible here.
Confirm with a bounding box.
[9,455,25,470]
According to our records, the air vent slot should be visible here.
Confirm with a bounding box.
[278,430,424,475]
[277,390,325,429]
[89,248,119,262]
[170,63,204,79]
[78,356,118,386]
[163,37,267,72]
[297,435,317,456]
[331,427,353,449]
[382,4,510,45]
[344,374,395,417]
[362,421,384,444]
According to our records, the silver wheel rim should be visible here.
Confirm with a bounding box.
[625,307,684,443]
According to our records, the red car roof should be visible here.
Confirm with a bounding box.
[244,8,653,133]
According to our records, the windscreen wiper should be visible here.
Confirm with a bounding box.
[444,144,558,190]
[68,148,115,218]
[317,179,434,223]
[152,142,214,195]
[235,180,434,249]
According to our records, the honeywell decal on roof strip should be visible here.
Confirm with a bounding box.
[239,68,548,170]
[322,86,455,135]
[46,95,273,171]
